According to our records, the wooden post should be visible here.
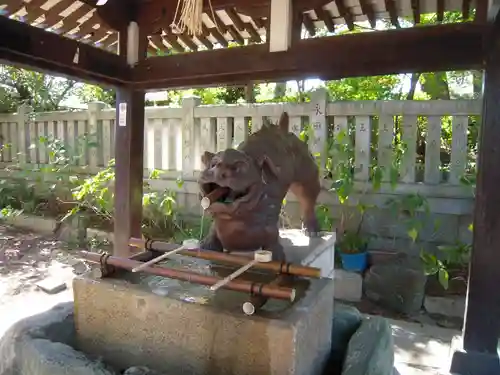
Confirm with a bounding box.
[449,21,500,375]
[113,21,147,257]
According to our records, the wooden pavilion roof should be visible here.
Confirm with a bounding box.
[0,0,486,56]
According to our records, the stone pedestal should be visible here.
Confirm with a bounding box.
[73,254,335,375]
[278,229,336,278]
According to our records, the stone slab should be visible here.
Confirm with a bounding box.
[279,229,336,278]
[232,229,336,279]
[333,270,362,302]
[36,277,68,294]
[73,274,335,375]
[424,296,465,318]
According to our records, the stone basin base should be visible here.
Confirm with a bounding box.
[73,272,335,375]
[0,302,115,375]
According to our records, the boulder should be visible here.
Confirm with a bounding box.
[323,304,363,374]
[341,316,394,375]
[363,254,427,314]
[0,302,115,375]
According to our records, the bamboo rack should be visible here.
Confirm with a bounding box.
[129,237,321,279]
[80,251,296,302]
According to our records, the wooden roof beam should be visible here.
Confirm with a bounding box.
[335,0,355,31]
[178,34,199,51]
[0,14,129,86]
[132,23,487,90]
[314,7,335,33]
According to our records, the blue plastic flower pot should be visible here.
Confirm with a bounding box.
[339,251,368,272]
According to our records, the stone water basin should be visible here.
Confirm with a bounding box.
[73,252,335,375]
[118,254,310,317]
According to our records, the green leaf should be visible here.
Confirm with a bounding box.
[438,268,449,290]
[408,228,418,242]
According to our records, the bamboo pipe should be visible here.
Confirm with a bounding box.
[201,187,231,210]
[129,237,321,279]
[242,274,294,316]
[80,251,296,302]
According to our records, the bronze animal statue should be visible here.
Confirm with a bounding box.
[198,112,321,261]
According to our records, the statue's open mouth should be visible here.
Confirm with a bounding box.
[201,183,251,204]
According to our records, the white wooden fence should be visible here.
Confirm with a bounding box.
[0,89,481,196]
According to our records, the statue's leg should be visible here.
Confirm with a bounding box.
[290,182,321,238]
[200,224,223,252]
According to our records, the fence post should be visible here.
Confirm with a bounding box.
[87,102,106,169]
[309,88,328,173]
[16,104,33,165]
[181,96,201,178]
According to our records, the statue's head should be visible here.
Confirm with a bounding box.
[198,148,279,215]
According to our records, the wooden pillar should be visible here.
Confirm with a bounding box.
[113,22,147,257]
[450,21,500,375]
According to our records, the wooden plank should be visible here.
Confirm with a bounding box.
[233,117,247,147]
[216,117,232,151]
[290,116,302,137]
[378,114,395,182]
[161,119,180,171]
[67,120,76,165]
[76,120,87,166]
[200,117,217,154]
[424,116,442,184]
[400,115,418,183]
[102,120,112,166]
[181,97,200,177]
[449,115,469,185]
[56,120,65,165]
[47,121,56,163]
[2,122,11,162]
[145,121,155,170]
[251,116,263,133]
[37,122,47,164]
[354,116,371,181]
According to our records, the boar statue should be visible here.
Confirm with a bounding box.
[198,112,321,261]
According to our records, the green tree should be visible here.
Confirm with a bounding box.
[0,65,78,112]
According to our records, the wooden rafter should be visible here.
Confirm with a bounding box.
[132,23,486,90]
[335,0,355,31]
[358,0,377,28]
[302,12,316,37]
[411,0,420,24]
[0,14,129,86]
[462,0,472,20]
[225,7,260,43]
[314,7,335,33]
[437,0,445,22]
[385,0,401,28]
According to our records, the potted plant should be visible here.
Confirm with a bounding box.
[337,230,368,272]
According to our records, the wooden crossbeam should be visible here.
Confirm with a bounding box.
[335,0,355,31]
[314,7,335,32]
[131,23,486,90]
[0,14,129,86]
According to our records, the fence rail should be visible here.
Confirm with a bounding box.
[0,90,481,197]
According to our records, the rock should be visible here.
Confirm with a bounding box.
[341,316,394,375]
[123,366,162,375]
[36,277,68,294]
[0,302,115,375]
[363,254,427,314]
[331,304,363,354]
[324,304,363,374]
[334,270,363,302]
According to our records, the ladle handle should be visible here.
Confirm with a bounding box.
[131,246,184,273]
